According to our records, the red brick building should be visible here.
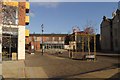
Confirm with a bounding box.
[25,34,68,51]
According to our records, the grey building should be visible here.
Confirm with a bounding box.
[100,9,120,53]
[112,9,120,52]
[100,16,113,51]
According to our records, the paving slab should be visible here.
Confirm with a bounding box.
[25,67,48,78]
[2,61,25,78]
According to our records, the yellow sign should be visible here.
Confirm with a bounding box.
[25,29,29,36]
[26,2,30,9]
[25,16,30,24]
[3,1,30,8]
[3,2,18,7]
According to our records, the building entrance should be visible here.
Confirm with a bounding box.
[2,27,18,61]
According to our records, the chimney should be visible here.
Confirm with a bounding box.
[103,16,106,21]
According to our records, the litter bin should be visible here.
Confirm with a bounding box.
[12,52,17,60]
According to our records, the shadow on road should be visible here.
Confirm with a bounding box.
[52,63,120,78]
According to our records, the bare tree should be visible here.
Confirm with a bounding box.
[72,25,80,33]
[84,20,97,34]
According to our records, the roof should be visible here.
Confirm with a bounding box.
[100,16,112,27]
[29,33,68,37]
[72,31,88,35]
[116,9,120,14]
[112,9,120,20]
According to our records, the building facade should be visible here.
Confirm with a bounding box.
[112,9,120,52]
[100,9,120,53]
[64,32,97,52]
[100,16,113,51]
[25,34,67,51]
[0,1,30,60]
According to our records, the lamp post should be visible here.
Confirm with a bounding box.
[41,24,44,55]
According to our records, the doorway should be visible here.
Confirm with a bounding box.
[2,27,18,61]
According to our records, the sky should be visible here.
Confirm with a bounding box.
[27,2,118,34]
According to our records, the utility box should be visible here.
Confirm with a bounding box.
[12,52,17,60]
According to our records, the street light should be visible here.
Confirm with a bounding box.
[41,24,44,55]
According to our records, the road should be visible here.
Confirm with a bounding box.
[25,52,120,78]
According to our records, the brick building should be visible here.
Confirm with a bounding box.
[0,1,30,60]
[25,34,67,51]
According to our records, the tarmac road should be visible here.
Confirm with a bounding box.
[24,52,120,78]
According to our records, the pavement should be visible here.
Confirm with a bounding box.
[2,52,120,79]
[2,61,25,78]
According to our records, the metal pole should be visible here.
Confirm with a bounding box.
[33,32,35,53]
[94,35,96,59]
[88,35,90,55]
[82,36,84,55]
[41,24,44,55]
[9,24,11,60]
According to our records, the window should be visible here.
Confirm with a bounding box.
[37,37,40,41]
[33,36,37,41]
[59,37,61,41]
[46,37,49,41]
[49,37,52,41]
[52,37,54,41]
[54,37,59,41]
[61,37,64,41]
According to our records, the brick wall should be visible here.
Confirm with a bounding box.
[18,2,26,26]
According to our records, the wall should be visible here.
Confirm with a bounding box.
[18,26,25,60]
[112,11,120,52]
[26,34,67,51]
[100,19,112,51]
[18,2,26,26]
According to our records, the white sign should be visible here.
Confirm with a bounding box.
[31,45,34,49]
[86,55,95,58]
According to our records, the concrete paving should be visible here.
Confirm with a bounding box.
[25,67,48,78]
[2,52,120,78]
[2,61,25,78]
